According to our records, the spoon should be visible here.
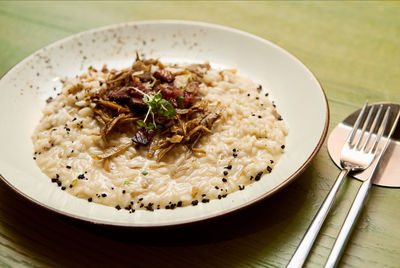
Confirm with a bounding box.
[328,102,400,187]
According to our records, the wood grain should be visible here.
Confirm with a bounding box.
[0,1,399,267]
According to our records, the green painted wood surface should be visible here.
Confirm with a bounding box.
[0,1,399,267]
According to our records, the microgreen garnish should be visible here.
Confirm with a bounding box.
[123,180,130,185]
[132,88,177,130]
[71,179,78,185]
[176,96,185,108]
[142,171,148,176]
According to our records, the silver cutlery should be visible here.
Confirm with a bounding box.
[325,104,400,267]
[287,102,400,268]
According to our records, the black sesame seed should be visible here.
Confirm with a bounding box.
[145,203,154,211]
[101,193,107,197]
[69,184,73,188]
[233,154,238,158]
[157,204,160,209]
[51,178,57,183]
[255,171,263,181]
[202,194,206,197]
[72,117,77,121]
[250,176,254,181]
[140,204,144,208]
[56,174,60,178]
[78,174,85,179]
[222,194,228,198]
[115,205,121,210]
[122,190,126,194]
[61,186,66,190]
[256,97,259,100]
[265,93,269,97]
[225,165,232,170]
[111,187,114,190]
[239,185,245,190]
[223,170,228,176]
[177,201,182,207]
[66,165,71,169]
[258,115,262,118]
[191,200,199,206]
[57,181,62,187]
[281,145,285,149]
[139,198,143,201]
[65,127,70,131]
[247,93,250,97]
[170,203,176,209]
[233,148,237,152]
[88,197,92,202]
[202,198,210,203]
[33,157,36,160]
[222,178,227,182]
[270,160,274,164]
[165,205,170,209]
[130,201,134,205]
[215,186,219,190]
[267,166,272,173]
[218,195,222,199]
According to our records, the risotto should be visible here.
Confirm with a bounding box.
[32,57,288,212]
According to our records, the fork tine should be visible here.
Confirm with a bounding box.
[368,106,391,154]
[361,104,383,152]
[347,101,368,144]
[354,106,374,149]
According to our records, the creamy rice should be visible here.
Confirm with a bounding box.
[32,61,288,212]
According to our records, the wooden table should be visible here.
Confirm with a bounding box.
[1,2,399,267]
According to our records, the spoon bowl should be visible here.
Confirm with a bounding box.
[328,102,400,187]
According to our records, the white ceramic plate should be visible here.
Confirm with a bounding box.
[0,20,328,227]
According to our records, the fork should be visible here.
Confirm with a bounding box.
[325,104,400,268]
[287,102,391,268]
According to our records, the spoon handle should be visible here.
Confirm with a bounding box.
[287,168,349,268]
[325,108,400,268]
[324,177,372,268]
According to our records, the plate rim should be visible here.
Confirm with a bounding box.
[0,19,330,228]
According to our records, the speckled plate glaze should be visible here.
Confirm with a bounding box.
[0,20,329,228]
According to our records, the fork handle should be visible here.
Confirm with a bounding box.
[325,177,373,268]
[287,168,350,268]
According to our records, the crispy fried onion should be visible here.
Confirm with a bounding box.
[88,55,221,162]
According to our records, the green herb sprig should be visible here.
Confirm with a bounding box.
[133,88,177,130]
